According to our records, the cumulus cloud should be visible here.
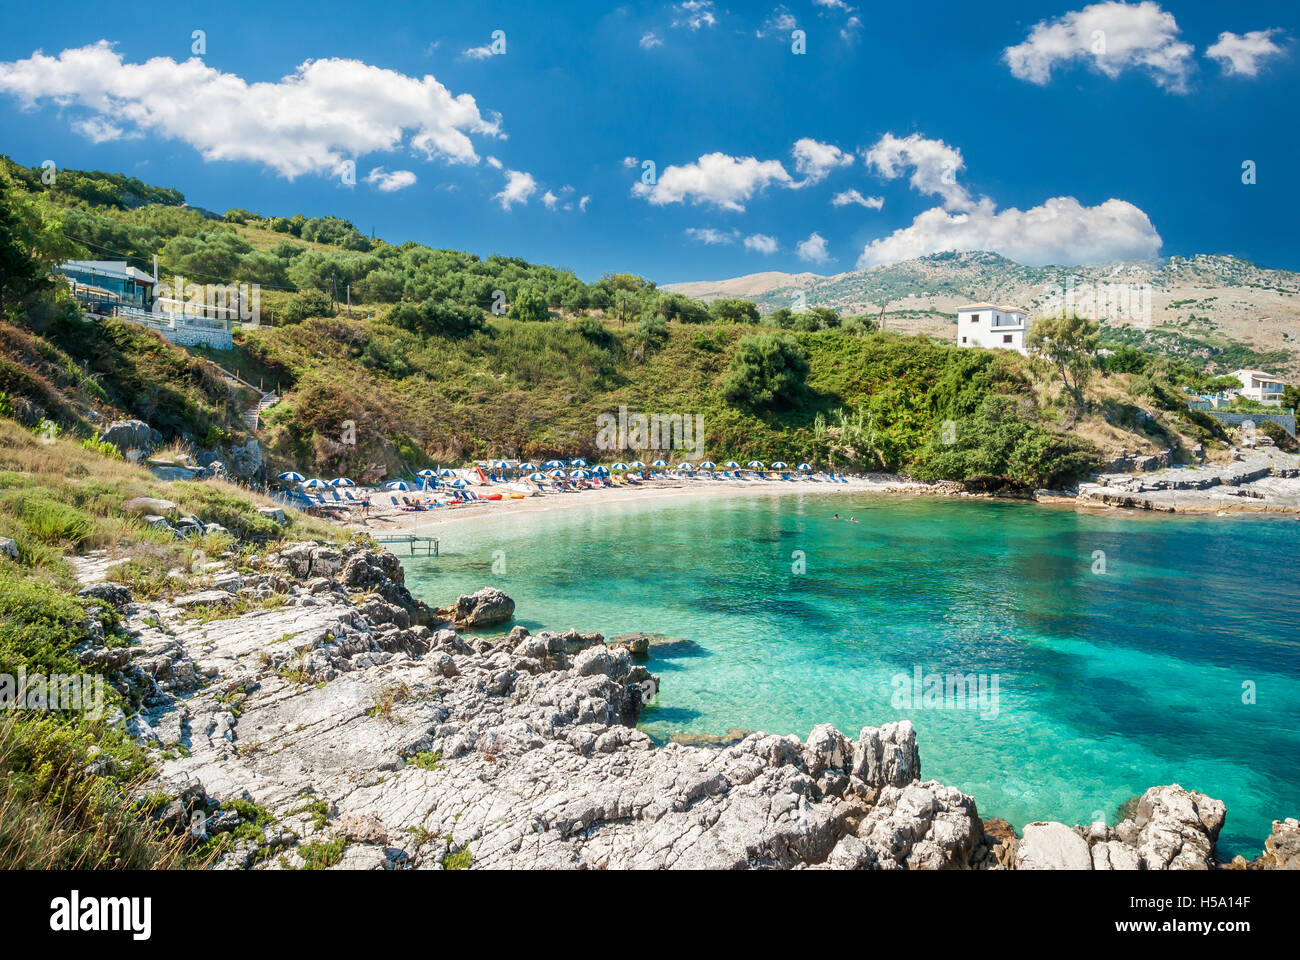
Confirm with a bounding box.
[494,169,537,210]
[579,195,590,212]
[622,156,639,168]
[72,116,130,143]
[461,45,494,60]
[863,133,970,210]
[1206,29,1287,76]
[796,232,832,264]
[791,138,853,185]
[672,1,718,30]
[1002,1,1195,93]
[757,7,798,38]
[831,189,883,209]
[685,227,738,245]
[485,155,503,169]
[632,152,794,211]
[365,167,417,192]
[542,190,560,211]
[640,32,664,49]
[744,233,779,254]
[856,196,1162,268]
[0,42,501,179]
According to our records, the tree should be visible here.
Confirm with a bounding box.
[723,333,809,409]
[0,166,82,317]
[508,286,551,322]
[709,298,760,324]
[1027,312,1100,415]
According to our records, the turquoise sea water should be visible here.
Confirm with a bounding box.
[400,492,1300,858]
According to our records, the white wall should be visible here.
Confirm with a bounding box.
[956,309,1029,354]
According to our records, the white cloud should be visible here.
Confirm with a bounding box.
[1002,1,1195,93]
[685,227,738,245]
[856,196,1162,268]
[744,233,779,254]
[791,138,853,185]
[672,1,718,30]
[757,7,798,38]
[832,189,883,209]
[578,195,590,212]
[0,42,501,179]
[640,32,664,49]
[796,232,832,264]
[486,155,503,169]
[365,167,417,192]
[542,190,560,211]
[840,16,863,42]
[622,156,639,168]
[863,133,970,210]
[494,169,537,210]
[632,151,794,211]
[462,45,494,60]
[814,0,852,9]
[1206,29,1287,77]
[72,116,129,143]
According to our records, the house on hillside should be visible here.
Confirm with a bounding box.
[955,304,1030,354]
[56,259,156,313]
[1230,369,1286,406]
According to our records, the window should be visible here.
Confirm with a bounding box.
[970,313,980,322]
[1003,334,1013,344]
[961,337,967,344]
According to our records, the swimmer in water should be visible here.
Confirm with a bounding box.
[833,514,840,519]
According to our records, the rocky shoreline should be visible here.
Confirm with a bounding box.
[74,541,1298,870]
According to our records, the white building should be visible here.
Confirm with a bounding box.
[1230,369,1286,406]
[955,304,1030,354]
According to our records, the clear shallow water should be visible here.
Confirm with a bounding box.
[401,492,1300,858]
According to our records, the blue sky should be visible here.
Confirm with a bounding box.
[1,0,1297,282]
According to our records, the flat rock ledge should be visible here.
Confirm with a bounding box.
[79,544,1290,870]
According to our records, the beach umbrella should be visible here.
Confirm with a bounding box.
[519,462,536,471]
[301,478,327,489]
[678,462,695,471]
[724,461,740,468]
[610,462,629,471]
[329,477,355,487]
[592,465,610,475]
[450,477,468,487]
[549,469,569,479]
[798,463,813,472]
[571,458,588,467]
[438,468,457,478]
[747,460,765,469]
[629,460,646,469]
[277,471,305,483]
[543,459,564,469]
[416,469,436,478]
[571,469,591,480]
[652,459,668,468]
[699,461,716,470]
[385,480,411,491]
[492,461,509,470]
[528,472,547,482]
[771,462,789,470]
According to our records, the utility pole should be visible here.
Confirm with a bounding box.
[346,284,352,319]
[331,274,339,315]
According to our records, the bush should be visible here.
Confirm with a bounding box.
[722,333,809,410]
[281,289,334,324]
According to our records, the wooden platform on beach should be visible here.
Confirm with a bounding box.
[373,535,439,556]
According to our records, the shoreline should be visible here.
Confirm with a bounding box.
[342,455,1300,537]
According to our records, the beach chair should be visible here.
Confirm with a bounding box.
[391,496,417,512]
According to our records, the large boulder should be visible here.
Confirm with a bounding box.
[0,537,17,561]
[122,497,177,515]
[227,437,264,480]
[1016,821,1093,870]
[1132,784,1225,870]
[77,582,133,609]
[851,720,920,789]
[99,419,152,456]
[445,588,515,628]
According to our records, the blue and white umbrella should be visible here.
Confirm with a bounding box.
[519,462,537,471]
[527,472,547,481]
[610,462,630,471]
[302,478,327,489]
[416,469,436,478]
[277,471,306,483]
[771,462,789,470]
[678,462,695,471]
[438,468,457,478]
[448,478,468,489]
[748,461,765,469]
[798,463,813,472]
[543,459,564,469]
[549,469,568,479]
[571,469,591,480]
[699,461,717,470]
[385,480,411,490]
[724,461,740,468]
[571,458,588,467]
[329,477,355,487]
[592,465,610,475]
[652,459,668,468]
[629,461,646,469]
[492,461,509,470]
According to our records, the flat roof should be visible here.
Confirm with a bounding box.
[956,303,1026,313]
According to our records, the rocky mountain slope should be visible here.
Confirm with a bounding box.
[668,252,1300,375]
